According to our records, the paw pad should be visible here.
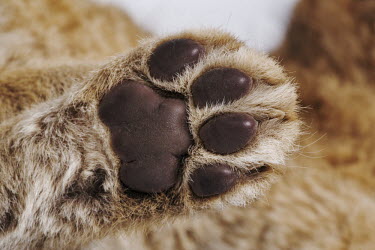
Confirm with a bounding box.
[199,113,257,155]
[192,68,252,108]
[98,81,192,193]
[189,164,237,197]
[148,39,205,81]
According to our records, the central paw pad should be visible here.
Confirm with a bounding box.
[97,34,298,201]
[98,81,192,193]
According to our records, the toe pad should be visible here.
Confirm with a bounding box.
[192,68,252,108]
[189,164,238,197]
[199,113,258,154]
[148,39,205,81]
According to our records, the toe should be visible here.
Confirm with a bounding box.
[199,113,257,154]
[148,39,205,81]
[189,164,238,197]
[192,68,252,108]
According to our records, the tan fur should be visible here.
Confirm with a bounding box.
[107,169,375,250]
[0,0,146,120]
[275,0,375,178]
[0,65,94,122]
[0,0,146,67]
[0,0,373,249]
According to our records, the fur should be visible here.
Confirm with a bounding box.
[0,0,374,249]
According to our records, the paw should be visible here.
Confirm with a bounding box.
[83,30,300,210]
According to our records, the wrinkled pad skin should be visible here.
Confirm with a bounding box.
[192,68,252,108]
[98,81,192,193]
[148,39,205,81]
[199,113,258,154]
[189,164,238,197]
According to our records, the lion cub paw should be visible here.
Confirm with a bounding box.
[83,30,300,209]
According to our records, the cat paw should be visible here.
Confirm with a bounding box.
[68,30,300,217]
[86,30,301,209]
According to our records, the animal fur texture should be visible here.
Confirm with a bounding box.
[0,0,374,249]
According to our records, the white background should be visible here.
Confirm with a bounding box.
[95,0,299,52]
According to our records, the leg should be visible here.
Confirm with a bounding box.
[0,65,93,122]
[0,30,300,249]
